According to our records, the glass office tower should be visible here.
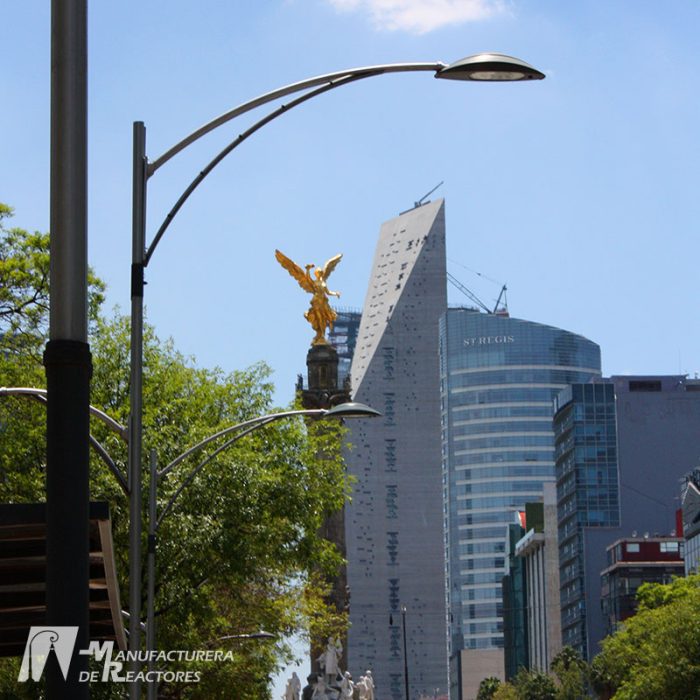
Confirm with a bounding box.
[440,308,600,694]
[553,381,619,657]
[554,375,700,661]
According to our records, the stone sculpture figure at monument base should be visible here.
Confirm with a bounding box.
[285,642,371,700]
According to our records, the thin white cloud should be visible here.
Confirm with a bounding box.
[326,0,508,34]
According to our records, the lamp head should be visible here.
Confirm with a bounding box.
[324,402,381,419]
[436,53,545,82]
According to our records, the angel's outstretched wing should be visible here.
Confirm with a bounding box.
[321,253,342,281]
[275,249,315,293]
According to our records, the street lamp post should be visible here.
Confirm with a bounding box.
[127,52,544,698]
[47,1,90,696]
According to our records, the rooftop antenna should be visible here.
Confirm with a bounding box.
[414,181,444,209]
[400,182,444,215]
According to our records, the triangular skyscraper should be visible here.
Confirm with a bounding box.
[344,199,447,699]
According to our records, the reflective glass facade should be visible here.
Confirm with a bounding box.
[329,308,361,387]
[553,375,700,661]
[502,522,527,679]
[553,382,619,657]
[440,309,601,660]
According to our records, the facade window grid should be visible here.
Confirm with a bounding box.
[456,476,554,487]
[455,447,555,458]
[554,382,619,660]
[454,460,554,471]
[454,425,555,438]
[450,364,602,377]
[453,451,554,465]
[453,416,554,427]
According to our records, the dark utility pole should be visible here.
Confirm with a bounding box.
[45,0,91,696]
[402,605,409,700]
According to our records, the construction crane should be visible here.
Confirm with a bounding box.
[447,271,508,315]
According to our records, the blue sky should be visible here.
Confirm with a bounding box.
[3,0,700,692]
[3,1,700,394]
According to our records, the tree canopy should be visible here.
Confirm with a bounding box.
[0,205,350,698]
[591,574,700,700]
[489,648,587,700]
[481,577,700,700]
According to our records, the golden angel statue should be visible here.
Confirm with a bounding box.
[275,249,342,346]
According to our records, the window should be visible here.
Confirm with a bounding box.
[626,543,640,553]
[628,380,661,392]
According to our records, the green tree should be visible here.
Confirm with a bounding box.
[477,676,502,700]
[550,647,587,700]
[0,206,351,698]
[0,203,50,355]
[513,668,557,700]
[591,574,700,700]
[0,203,104,357]
[493,683,519,700]
[491,668,561,700]
[482,649,588,700]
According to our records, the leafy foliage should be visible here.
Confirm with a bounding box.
[512,668,557,700]
[481,571,700,700]
[487,648,587,700]
[591,574,700,700]
[0,205,350,698]
[0,204,104,357]
[477,676,502,700]
[550,648,587,700]
[492,683,519,700]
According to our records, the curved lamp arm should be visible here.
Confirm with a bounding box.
[156,402,379,527]
[158,408,326,479]
[145,71,371,264]
[156,418,285,529]
[142,53,543,264]
[0,387,128,440]
[149,62,445,176]
[0,386,129,494]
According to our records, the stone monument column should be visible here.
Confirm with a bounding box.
[301,342,351,676]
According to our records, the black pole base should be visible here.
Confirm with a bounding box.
[44,339,92,698]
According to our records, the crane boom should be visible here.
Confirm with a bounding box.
[447,272,508,314]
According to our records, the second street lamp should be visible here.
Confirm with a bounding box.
[144,403,379,700]
[127,52,544,698]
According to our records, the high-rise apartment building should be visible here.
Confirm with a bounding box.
[553,381,618,657]
[344,200,448,699]
[553,375,700,660]
[440,309,600,698]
